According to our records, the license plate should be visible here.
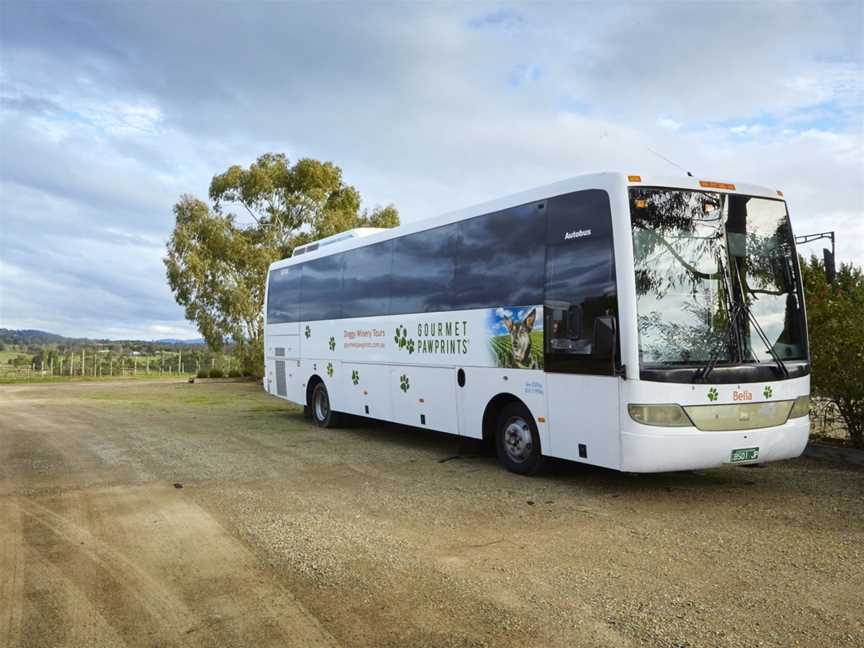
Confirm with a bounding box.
[730,447,760,463]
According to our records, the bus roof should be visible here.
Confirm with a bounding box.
[269,171,785,272]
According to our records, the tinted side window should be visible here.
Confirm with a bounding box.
[389,225,458,314]
[544,190,618,374]
[455,203,546,309]
[267,265,300,324]
[300,254,344,321]
[342,241,393,318]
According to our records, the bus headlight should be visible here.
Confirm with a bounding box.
[789,395,810,418]
[627,404,692,427]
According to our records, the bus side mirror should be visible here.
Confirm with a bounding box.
[823,248,836,283]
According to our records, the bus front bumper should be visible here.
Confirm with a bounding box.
[620,416,809,473]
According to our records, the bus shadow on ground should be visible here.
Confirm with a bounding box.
[325,412,774,492]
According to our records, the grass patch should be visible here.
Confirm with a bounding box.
[73,382,281,413]
[0,350,22,363]
[0,373,194,385]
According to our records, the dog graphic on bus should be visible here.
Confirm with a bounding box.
[487,306,543,369]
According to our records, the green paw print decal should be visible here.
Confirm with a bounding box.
[393,325,415,354]
[326,362,333,377]
[763,385,773,399]
[304,325,311,339]
[707,387,719,402]
[328,336,336,351]
[351,369,360,385]
[399,374,410,392]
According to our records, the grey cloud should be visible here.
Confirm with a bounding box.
[3,226,173,312]
[0,93,63,116]
[1,117,181,231]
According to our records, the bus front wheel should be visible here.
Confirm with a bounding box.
[495,402,543,475]
[311,382,342,428]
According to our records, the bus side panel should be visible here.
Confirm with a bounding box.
[271,335,301,359]
[391,366,457,434]
[342,363,391,420]
[276,322,300,336]
[455,367,549,449]
[283,358,305,405]
[267,334,301,400]
[545,374,621,469]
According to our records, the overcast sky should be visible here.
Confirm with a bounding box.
[1,1,862,340]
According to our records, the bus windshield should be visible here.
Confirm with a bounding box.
[630,188,807,368]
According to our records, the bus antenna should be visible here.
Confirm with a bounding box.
[647,147,694,177]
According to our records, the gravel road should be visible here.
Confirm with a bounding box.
[1,379,861,648]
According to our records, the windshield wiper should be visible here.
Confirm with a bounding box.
[696,252,740,383]
[743,307,790,378]
[695,346,723,383]
[729,257,790,379]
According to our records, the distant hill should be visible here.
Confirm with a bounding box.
[0,328,206,346]
[0,329,71,345]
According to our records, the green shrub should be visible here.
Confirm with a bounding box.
[802,256,864,447]
[196,369,208,379]
[209,368,224,379]
[228,369,242,378]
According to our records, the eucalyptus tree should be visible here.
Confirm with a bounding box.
[165,154,399,376]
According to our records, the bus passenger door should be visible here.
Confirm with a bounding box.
[543,189,622,469]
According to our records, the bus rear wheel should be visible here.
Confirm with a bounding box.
[311,382,342,428]
[495,402,543,475]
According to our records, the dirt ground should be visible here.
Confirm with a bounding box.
[1,380,861,648]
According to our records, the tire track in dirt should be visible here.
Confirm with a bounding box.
[3,486,340,648]
[0,500,25,648]
[16,496,202,645]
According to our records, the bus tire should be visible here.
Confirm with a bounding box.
[495,402,543,475]
[311,382,342,428]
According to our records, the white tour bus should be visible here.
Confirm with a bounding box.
[264,173,810,474]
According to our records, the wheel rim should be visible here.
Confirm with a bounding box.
[314,388,329,421]
[503,416,533,463]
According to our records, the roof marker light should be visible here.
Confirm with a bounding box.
[699,180,736,191]
[628,175,642,182]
